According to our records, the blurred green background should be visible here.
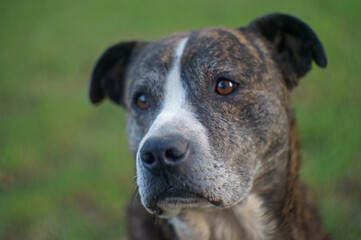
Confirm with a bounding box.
[0,0,360,239]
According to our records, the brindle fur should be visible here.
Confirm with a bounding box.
[125,117,330,240]
[90,13,330,240]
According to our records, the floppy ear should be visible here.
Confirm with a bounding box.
[89,41,144,105]
[249,13,327,88]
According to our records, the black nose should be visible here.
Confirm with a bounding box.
[140,135,189,174]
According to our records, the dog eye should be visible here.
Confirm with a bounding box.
[216,79,238,95]
[135,93,150,110]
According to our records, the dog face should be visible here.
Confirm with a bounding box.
[125,28,290,216]
[89,13,327,217]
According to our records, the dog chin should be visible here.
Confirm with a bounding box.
[156,198,212,218]
[142,188,213,218]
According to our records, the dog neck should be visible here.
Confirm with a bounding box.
[169,193,275,240]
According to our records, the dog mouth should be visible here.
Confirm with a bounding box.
[147,187,212,218]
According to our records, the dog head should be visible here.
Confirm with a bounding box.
[89,13,327,217]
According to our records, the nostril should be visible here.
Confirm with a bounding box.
[164,142,188,163]
[141,152,155,165]
[165,148,183,160]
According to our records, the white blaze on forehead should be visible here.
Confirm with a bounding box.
[160,37,189,118]
[139,37,190,139]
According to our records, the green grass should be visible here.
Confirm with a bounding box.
[0,0,360,239]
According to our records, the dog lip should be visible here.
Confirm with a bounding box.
[157,187,204,204]
[144,187,223,216]
[146,187,205,212]
[150,187,211,218]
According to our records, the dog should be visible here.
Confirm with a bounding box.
[89,13,330,240]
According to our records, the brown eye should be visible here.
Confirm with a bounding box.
[216,79,238,95]
[136,94,150,110]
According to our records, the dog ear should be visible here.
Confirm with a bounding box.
[249,13,327,88]
[89,41,144,105]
